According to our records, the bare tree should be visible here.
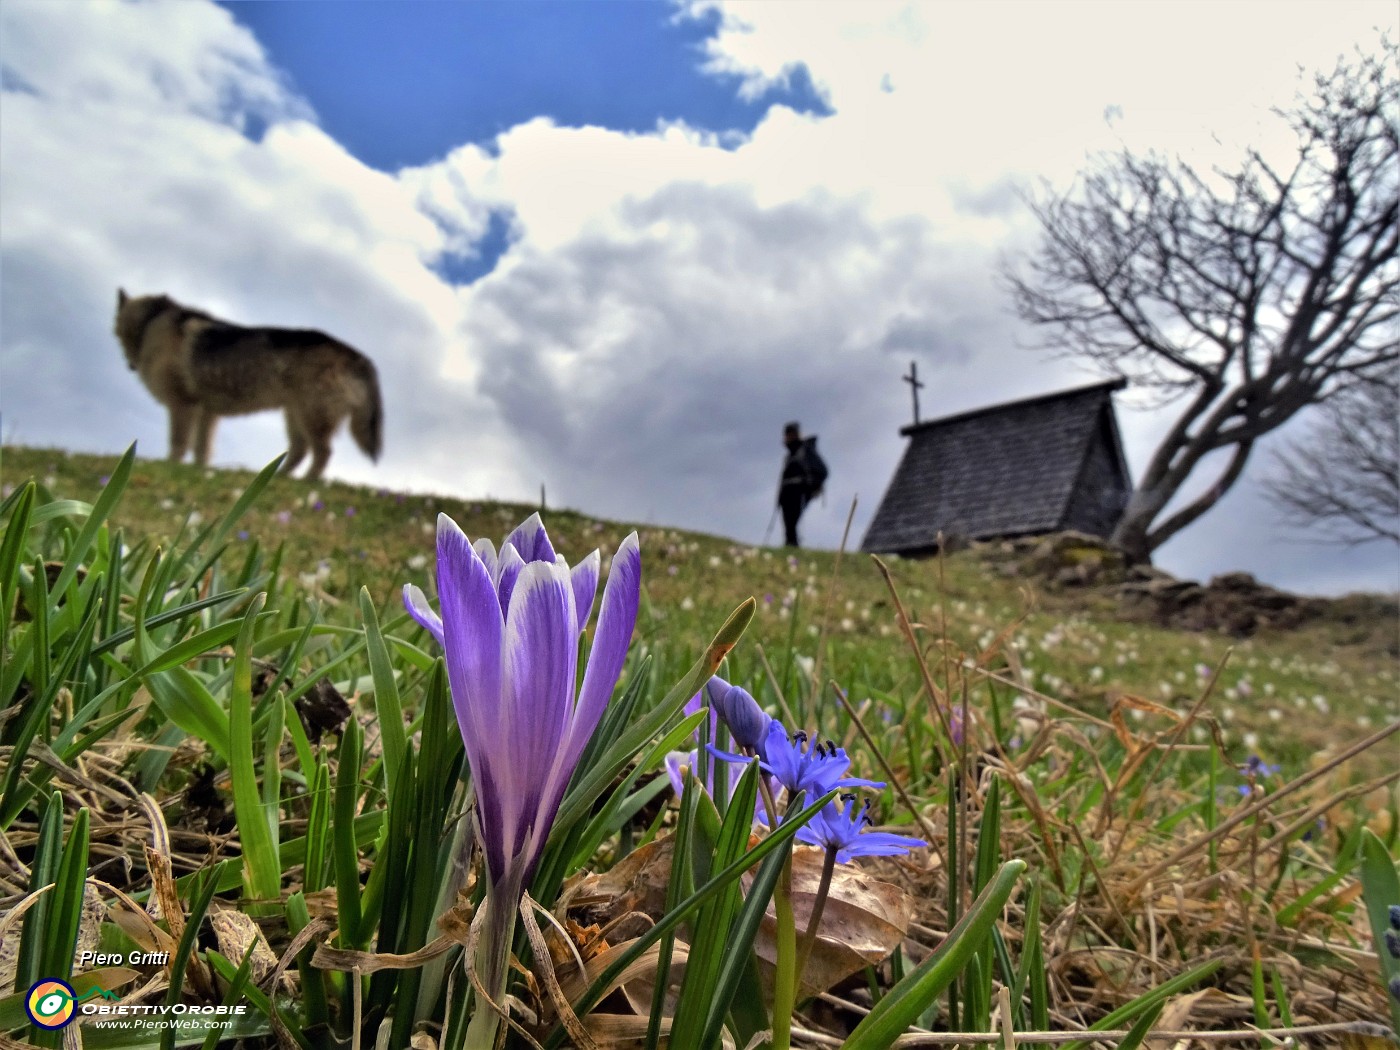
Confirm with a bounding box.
[1004,44,1398,562]
[1266,368,1399,545]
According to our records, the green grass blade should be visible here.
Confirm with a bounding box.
[571,709,706,869]
[15,792,65,990]
[1358,828,1400,1033]
[45,444,134,608]
[698,818,789,1050]
[646,772,699,1050]
[544,785,837,1050]
[842,859,1026,1050]
[0,481,35,615]
[160,868,221,1050]
[359,586,406,803]
[334,716,366,948]
[670,760,761,1048]
[1061,959,1223,1050]
[1115,1002,1166,1050]
[131,620,244,677]
[554,598,755,837]
[228,592,281,913]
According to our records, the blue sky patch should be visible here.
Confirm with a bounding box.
[219,2,830,171]
[431,209,516,286]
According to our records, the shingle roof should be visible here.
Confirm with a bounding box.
[862,379,1129,553]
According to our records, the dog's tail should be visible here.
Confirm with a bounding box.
[349,357,383,461]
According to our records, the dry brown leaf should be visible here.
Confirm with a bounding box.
[553,936,689,1022]
[208,904,280,986]
[76,965,142,995]
[558,837,674,928]
[109,901,178,956]
[309,934,455,975]
[1146,988,1231,1050]
[751,847,914,999]
[579,1013,671,1049]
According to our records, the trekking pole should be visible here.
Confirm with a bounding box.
[762,505,779,546]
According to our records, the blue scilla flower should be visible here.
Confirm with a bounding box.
[685,676,772,755]
[707,677,772,754]
[713,721,882,801]
[1242,755,1280,778]
[796,793,926,864]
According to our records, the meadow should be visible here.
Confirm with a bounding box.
[2,443,1397,1049]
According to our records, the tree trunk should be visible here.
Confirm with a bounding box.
[1110,510,1152,564]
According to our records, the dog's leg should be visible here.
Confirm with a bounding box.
[282,411,308,475]
[192,408,217,466]
[306,423,334,480]
[168,402,195,463]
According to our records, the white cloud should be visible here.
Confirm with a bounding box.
[2,0,1395,595]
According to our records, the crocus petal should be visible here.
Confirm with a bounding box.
[664,750,693,798]
[402,583,444,647]
[472,538,499,583]
[435,514,508,880]
[571,549,600,629]
[532,532,640,849]
[504,512,556,565]
[567,533,640,755]
[495,543,525,613]
[500,560,578,879]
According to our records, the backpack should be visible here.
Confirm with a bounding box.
[803,437,828,500]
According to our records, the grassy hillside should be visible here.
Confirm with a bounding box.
[4,444,1393,775]
[2,443,1397,1047]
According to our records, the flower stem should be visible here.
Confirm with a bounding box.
[794,845,838,985]
[772,853,797,1050]
[465,890,516,1050]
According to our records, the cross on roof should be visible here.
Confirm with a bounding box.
[902,360,924,426]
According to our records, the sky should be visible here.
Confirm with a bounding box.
[0,0,1396,596]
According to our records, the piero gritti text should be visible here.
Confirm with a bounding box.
[77,950,171,967]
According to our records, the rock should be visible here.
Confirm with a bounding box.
[1027,531,1128,588]
[1115,569,1325,637]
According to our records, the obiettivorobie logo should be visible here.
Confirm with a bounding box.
[26,976,250,1033]
[25,979,119,1030]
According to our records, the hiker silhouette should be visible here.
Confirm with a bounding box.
[776,421,827,548]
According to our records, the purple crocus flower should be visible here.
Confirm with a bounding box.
[402,512,639,1043]
[796,794,926,864]
[403,512,638,891]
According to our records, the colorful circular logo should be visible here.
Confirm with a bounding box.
[26,979,77,1030]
